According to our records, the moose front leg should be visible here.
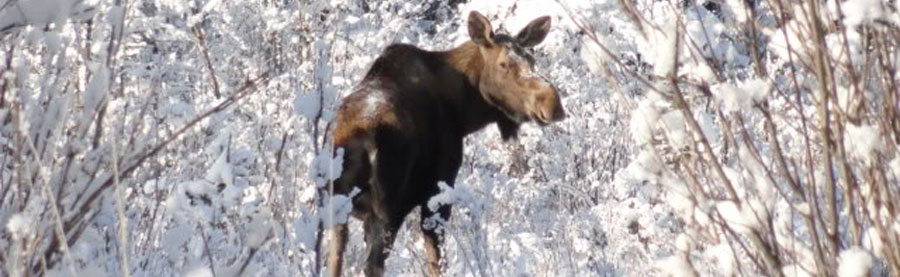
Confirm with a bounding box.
[421,204,451,277]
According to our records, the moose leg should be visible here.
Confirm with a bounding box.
[327,223,349,277]
[363,217,399,277]
[421,204,451,277]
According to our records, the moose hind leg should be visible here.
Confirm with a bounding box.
[361,126,413,276]
[363,217,399,277]
[327,223,348,277]
[421,204,451,277]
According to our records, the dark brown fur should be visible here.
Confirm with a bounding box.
[327,12,564,277]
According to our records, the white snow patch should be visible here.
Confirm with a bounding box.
[705,243,737,276]
[84,65,110,113]
[108,6,124,29]
[713,78,768,113]
[782,264,814,277]
[768,20,812,62]
[44,31,62,54]
[837,247,873,277]
[827,31,864,66]
[861,227,883,258]
[0,0,79,31]
[184,267,213,277]
[632,150,665,178]
[630,97,662,145]
[725,0,749,23]
[684,60,716,83]
[206,151,234,187]
[309,148,344,189]
[716,200,765,234]
[842,0,885,28]
[890,156,900,178]
[187,0,223,27]
[582,36,614,74]
[660,111,689,149]
[644,11,679,77]
[6,214,32,241]
[323,187,359,228]
[695,112,721,146]
[795,202,811,216]
[655,255,697,277]
[427,181,477,213]
[665,181,695,218]
[245,205,274,248]
[674,234,692,252]
[844,124,882,161]
[741,78,769,102]
[294,91,322,120]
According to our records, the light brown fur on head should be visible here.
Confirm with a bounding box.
[443,42,484,86]
[461,11,565,125]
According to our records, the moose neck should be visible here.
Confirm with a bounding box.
[439,42,517,138]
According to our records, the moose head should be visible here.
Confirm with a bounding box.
[467,11,566,128]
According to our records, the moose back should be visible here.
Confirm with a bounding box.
[327,11,565,277]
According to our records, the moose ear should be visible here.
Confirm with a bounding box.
[468,11,495,47]
[515,16,551,48]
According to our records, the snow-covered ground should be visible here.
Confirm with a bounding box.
[2,0,899,276]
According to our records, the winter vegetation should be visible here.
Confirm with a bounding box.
[0,0,898,276]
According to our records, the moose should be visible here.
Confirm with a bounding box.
[327,11,565,276]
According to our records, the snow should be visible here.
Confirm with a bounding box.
[684,60,716,83]
[661,111,689,149]
[705,243,736,276]
[244,205,273,248]
[782,264,815,277]
[427,181,478,214]
[205,151,234,187]
[323,187,359,228]
[674,233,692,252]
[630,97,663,145]
[107,6,124,30]
[187,0,224,27]
[715,200,765,234]
[827,31,864,66]
[582,36,613,74]
[795,202,811,216]
[644,9,679,77]
[891,156,900,179]
[724,0,749,23]
[713,78,768,113]
[655,255,697,277]
[844,124,882,162]
[768,20,812,62]
[861,227,883,258]
[184,267,213,277]
[45,31,62,54]
[838,247,874,277]
[84,65,110,114]
[3,0,900,275]
[5,214,32,241]
[842,0,885,28]
[0,0,78,32]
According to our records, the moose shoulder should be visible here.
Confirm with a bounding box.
[328,11,565,277]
